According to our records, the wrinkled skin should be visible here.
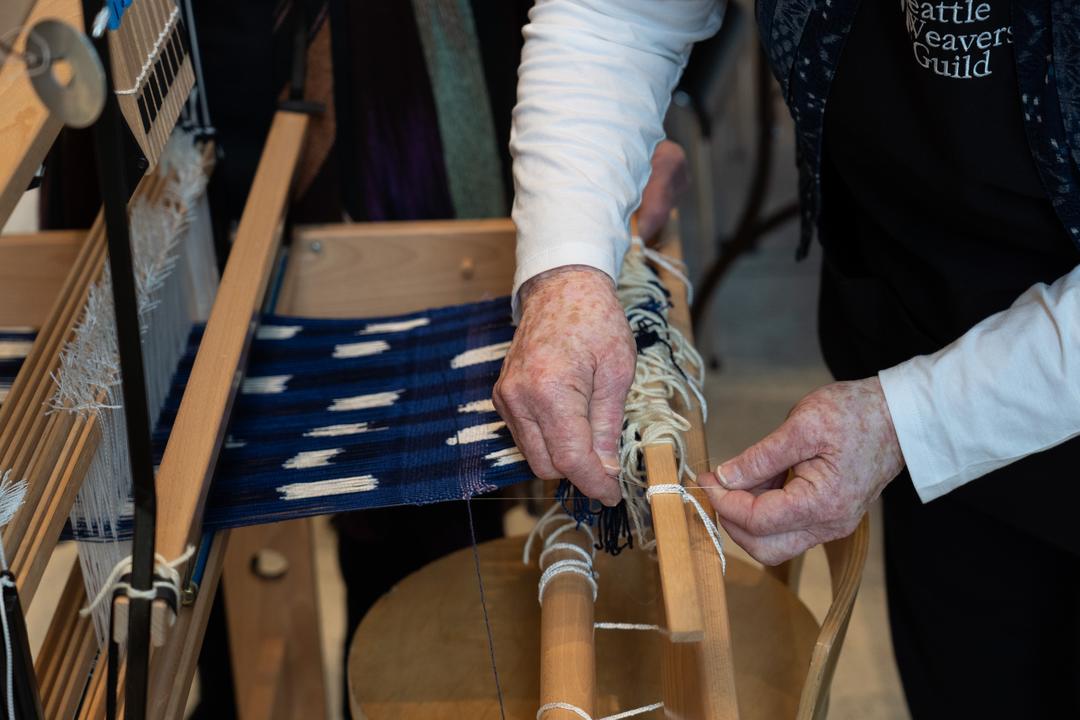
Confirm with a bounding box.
[493,266,635,506]
[698,378,906,565]
[493,140,687,504]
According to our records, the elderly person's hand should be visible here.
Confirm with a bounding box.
[698,378,905,565]
[494,141,689,504]
[493,266,634,506]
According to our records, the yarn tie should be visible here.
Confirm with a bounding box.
[645,484,727,574]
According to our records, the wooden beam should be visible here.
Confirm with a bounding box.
[224,519,327,720]
[654,222,740,719]
[644,442,705,643]
[154,110,308,564]
[538,520,596,720]
[0,0,81,230]
[0,231,83,328]
[285,219,516,316]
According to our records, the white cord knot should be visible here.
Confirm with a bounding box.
[537,700,665,720]
[81,544,196,618]
[645,484,727,574]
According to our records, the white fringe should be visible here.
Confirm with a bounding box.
[615,239,707,551]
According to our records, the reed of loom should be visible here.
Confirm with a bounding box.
[107,0,194,166]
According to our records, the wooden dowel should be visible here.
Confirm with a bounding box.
[538,515,596,719]
[644,442,705,643]
[653,222,740,718]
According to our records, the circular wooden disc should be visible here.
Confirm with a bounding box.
[349,536,818,719]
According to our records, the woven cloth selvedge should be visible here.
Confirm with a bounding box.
[150,296,529,532]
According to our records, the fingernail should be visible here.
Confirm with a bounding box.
[716,464,737,488]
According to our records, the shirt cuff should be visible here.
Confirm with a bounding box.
[511,240,626,323]
[878,362,968,503]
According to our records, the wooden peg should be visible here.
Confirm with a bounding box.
[644,442,705,643]
[538,513,596,719]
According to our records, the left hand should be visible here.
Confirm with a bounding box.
[697,377,905,565]
[637,140,689,243]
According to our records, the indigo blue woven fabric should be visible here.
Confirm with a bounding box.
[0,330,35,410]
[145,297,529,533]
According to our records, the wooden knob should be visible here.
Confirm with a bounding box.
[459,257,475,280]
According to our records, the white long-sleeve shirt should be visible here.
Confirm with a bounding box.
[510,0,1080,502]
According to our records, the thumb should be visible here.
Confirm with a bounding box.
[589,362,632,481]
[717,421,805,491]
[591,358,630,481]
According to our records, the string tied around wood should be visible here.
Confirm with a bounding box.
[645,483,727,574]
[526,505,600,605]
[536,700,665,720]
[81,544,196,644]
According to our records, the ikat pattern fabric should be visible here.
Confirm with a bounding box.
[149,297,529,532]
[62,298,529,539]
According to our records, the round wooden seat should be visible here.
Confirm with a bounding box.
[348,535,820,720]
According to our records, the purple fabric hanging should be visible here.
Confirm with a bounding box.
[333,0,454,221]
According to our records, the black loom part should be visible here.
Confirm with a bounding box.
[82,2,159,715]
[0,573,43,719]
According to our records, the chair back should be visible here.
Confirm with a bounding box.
[795,514,871,720]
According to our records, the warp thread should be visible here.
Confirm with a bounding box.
[51,130,213,642]
[555,237,707,556]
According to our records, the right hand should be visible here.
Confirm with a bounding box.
[493,265,636,506]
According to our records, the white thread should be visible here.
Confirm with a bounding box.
[522,504,594,564]
[538,542,592,569]
[525,505,600,604]
[115,8,181,95]
[594,622,666,634]
[538,559,597,604]
[632,235,695,306]
[81,545,196,619]
[645,484,726,574]
[537,701,665,720]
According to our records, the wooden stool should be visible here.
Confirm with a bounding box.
[348,517,868,720]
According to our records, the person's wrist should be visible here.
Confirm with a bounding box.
[518,265,615,313]
[864,376,906,479]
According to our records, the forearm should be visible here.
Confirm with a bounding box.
[879,263,1080,501]
[510,0,722,317]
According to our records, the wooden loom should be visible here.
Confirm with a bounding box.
[0,2,870,718]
